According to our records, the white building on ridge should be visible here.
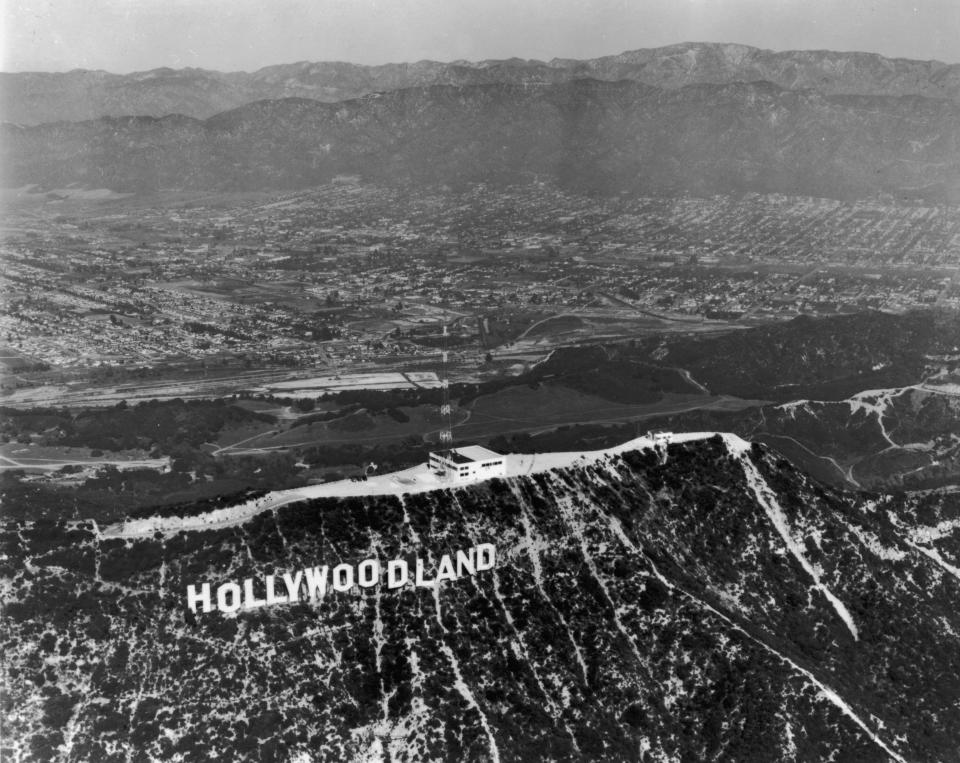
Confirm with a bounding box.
[429,446,507,482]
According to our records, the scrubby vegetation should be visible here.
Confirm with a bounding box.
[3,440,960,760]
[1,398,275,454]
[632,309,960,401]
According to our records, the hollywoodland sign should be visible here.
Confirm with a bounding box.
[187,543,496,614]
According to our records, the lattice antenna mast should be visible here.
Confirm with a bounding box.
[438,321,453,455]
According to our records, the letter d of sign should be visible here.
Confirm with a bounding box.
[475,543,496,571]
[387,560,409,589]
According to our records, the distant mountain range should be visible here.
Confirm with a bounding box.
[4,79,959,199]
[4,43,959,199]
[4,42,960,125]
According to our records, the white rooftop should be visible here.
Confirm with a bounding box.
[451,445,503,462]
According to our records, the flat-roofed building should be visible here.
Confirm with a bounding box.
[429,446,507,481]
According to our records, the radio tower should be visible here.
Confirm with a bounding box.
[437,321,454,457]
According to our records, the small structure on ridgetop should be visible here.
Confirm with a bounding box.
[648,430,672,445]
[429,446,507,482]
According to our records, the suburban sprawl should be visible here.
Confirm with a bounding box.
[3,183,959,387]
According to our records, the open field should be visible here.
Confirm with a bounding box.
[213,406,441,454]
[257,371,441,394]
[1,365,460,410]
[0,442,168,473]
[0,366,441,409]
[209,383,769,457]
[455,385,769,442]
[0,369,297,408]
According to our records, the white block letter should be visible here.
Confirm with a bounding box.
[455,549,476,578]
[283,570,303,603]
[436,553,457,582]
[187,582,213,613]
[243,578,266,609]
[476,543,496,571]
[217,582,242,614]
[357,559,380,588]
[332,563,354,592]
[387,560,408,589]
[415,558,435,588]
[265,575,287,606]
[304,566,329,600]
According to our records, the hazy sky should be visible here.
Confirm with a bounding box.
[4,0,959,73]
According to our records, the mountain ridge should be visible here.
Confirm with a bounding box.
[4,41,960,125]
[5,78,959,199]
[102,431,753,537]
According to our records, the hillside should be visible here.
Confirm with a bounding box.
[490,311,960,490]
[3,42,960,125]
[637,310,960,401]
[599,383,960,492]
[4,309,957,521]
[4,433,960,760]
[4,80,960,199]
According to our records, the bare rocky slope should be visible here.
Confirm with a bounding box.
[3,42,959,125]
[3,433,960,760]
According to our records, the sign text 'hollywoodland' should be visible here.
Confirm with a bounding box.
[186,543,496,614]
